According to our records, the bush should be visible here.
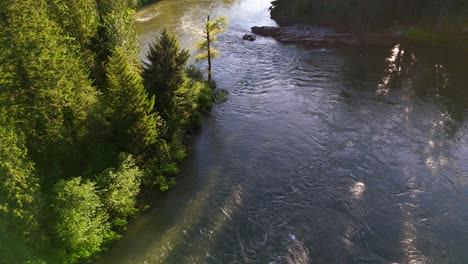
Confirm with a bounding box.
[52,177,112,263]
[97,153,143,221]
[186,65,205,82]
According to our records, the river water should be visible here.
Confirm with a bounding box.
[99,0,468,263]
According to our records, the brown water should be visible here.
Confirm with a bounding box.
[99,0,468,263]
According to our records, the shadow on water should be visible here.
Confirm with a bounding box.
[99,0,468,263]
[340,44,468,136]
[323,44,468,263]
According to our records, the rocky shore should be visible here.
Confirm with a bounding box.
[251,25,404,47]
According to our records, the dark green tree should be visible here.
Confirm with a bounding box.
[143,28,190,117]
[47,0,99,49]
[0,119,43,263]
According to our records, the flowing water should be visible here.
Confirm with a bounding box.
[99,0,468,263]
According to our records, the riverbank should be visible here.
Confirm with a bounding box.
[99,1,468,263]
[264,1,468,53]
[251,25,404,47]
[251,25,468,53]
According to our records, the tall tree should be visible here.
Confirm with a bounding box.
[90,0,140,89]
[0,119,43,263]
[102,48,160,159]
[142,29,190,116]
[52,177,112,263]
[196,15,228,86]
[0,0,98,178]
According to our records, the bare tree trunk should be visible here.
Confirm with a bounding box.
[206,15,212,87]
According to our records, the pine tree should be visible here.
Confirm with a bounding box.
[142,28,190,117]
[47,0,99,49]
[102,48,160,159]
[0,0,98,177]
[0,118,43,263]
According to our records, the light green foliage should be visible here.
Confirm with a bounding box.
[0,0,214,262]
[101,9,139,62]
[91,0,140,88]
[98,154,143,222]
[97,0,139,64]
[0,124,39,230]
[47,0,99,48]
[1,0,98,167]
[103,48,160,158]
[0,119,43,263]
[195,15,227,85]
[195,16,228,63]
[171,78,213,127]
[53,177,112,263]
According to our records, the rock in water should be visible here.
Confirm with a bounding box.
[242,34,256,41]
[251,26,282,37]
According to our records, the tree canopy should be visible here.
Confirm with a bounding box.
[271,0,468,31]
[0,1,213,262]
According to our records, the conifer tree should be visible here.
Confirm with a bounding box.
[142,29,190,117]
[0,119,43,263]
[93,0,140,88]
[103,48,160,159]
[97,153,143,223]
[1,0,97,174]
[47,0,99,49]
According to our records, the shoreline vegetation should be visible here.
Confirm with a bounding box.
[0,0,219,263]
[257,0,468,53]
[1,0,466,263]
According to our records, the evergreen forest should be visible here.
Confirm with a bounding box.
[0,0,212,262]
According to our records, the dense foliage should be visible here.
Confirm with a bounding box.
[270,0,468,52]
[270,0,468,31]
[0,0,212,262]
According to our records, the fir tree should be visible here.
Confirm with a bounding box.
[97,153,143,224]
[0,118,43,263]
[93,0,139,88]
[47,0,99,49]
[1,0,98,178]
[103,48,160,160]
[142,28,190,117]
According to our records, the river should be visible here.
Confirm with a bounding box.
[99,0,468,263]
